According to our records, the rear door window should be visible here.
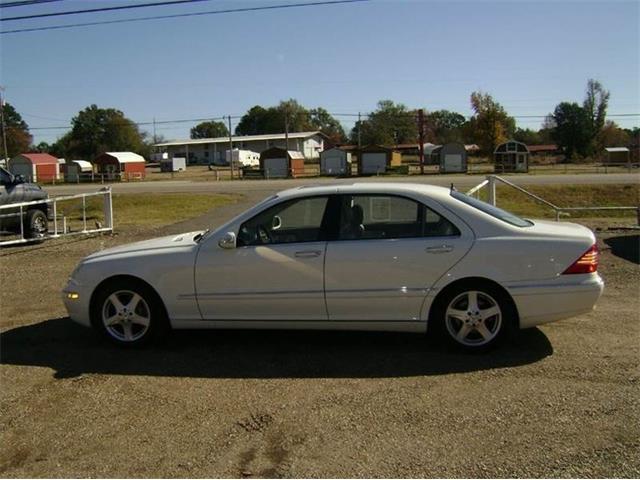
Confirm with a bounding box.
[337,194,459,240]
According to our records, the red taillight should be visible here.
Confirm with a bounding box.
[562,244,599,274]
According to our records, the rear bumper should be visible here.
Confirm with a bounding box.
[508,274,604,329]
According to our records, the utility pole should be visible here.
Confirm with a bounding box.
[0,86,9,163]
[357,112,362,150]
[152,117,157,144]
[417,109,425,175]
[227,115,234,180]
[284,106,290,151]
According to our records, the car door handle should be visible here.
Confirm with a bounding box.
[294,250,322,258]
[426,245,454,254]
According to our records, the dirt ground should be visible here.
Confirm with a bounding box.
[1,198,639,478]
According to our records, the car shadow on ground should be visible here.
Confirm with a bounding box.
[1,318,553,379]
[604,235,639,264]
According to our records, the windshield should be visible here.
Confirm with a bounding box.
[451,190,533,227]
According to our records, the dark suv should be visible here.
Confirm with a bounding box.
[0,166,49,239]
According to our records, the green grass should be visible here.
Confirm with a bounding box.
[477,184,639,219]
[60,193,236,229]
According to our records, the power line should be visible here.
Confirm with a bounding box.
[25,112,640,131]
[2,0,219,22]
[0,0,64,8]
[0,0,370,34]
[28,115,231,131]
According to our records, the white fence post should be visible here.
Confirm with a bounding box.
[488,175,497,206]
[103,188,113,230]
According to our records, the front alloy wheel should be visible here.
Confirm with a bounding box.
[102,290,151,342]
[91,279,167,346]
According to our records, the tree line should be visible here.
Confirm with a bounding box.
[1,79,637,162]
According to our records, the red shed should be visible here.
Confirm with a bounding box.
[94,152,146,180]
[9,153,60,182]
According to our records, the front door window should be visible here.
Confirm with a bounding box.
[238,196,330,246]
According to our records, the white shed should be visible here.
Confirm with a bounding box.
[226,149,260,167]
[320,148,352,176]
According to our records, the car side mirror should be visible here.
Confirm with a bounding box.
[272,215,282,230]
[218,231,236,249]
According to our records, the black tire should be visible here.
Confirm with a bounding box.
[430,282,516,352]
[24,208,48,239]
[90,278,169,347]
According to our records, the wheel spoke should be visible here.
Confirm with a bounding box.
[108,293,125,312]
[480,306,500,320]
[476,323,493,340]
[447,308,468,322]
[130,314,149,327]
[127,293,142,312]
[122,322,134,341]
[456,324,472,341]
[467,291,479,312]
[105,314,121,326]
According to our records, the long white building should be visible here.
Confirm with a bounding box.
[154,131,328,165]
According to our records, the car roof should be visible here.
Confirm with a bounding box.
[277,182,453,200]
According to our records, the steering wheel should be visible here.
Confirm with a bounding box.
[257,225,272,244]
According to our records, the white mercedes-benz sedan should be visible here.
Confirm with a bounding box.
[62,183,603,351]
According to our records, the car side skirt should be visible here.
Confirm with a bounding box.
[170,319,427,333]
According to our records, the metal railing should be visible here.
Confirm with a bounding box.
[0,188,113,246]
[466,175,640,225]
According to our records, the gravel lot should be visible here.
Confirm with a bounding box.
[1,193,639,478]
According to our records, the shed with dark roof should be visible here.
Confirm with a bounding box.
[494,140,529,173]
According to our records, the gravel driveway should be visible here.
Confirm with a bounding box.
[1,198,638,478]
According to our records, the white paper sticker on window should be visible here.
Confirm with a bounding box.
[370,197,391,222]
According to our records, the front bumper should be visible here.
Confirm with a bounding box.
[509,274,604,329]
[62,277,92,328]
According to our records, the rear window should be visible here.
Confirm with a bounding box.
[451,190,533,227]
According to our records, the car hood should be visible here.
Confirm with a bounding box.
[86,230,204,260]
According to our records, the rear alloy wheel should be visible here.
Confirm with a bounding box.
[434,284,514,351]
[92,279,167,347]
[445,290,502,348]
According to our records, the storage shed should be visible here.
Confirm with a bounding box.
[604,147,630,165]
[160,157,187,172]
[357,146,402,175]
[437,142,468,173]
[9,153,60,182]
[424,143,441,165]
[94,152,146,180]
[320,147,352,176]
[494,140,529,173]
[63,160,93,182]
[259,148,305,178]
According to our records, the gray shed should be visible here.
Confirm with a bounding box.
[494,140,529,173]
[437,143,468,173]
[320,148,352,176]
[63,160,93,182]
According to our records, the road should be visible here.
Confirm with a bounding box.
[46,172,640,197]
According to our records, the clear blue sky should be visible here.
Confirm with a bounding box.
[1,0,638,144]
